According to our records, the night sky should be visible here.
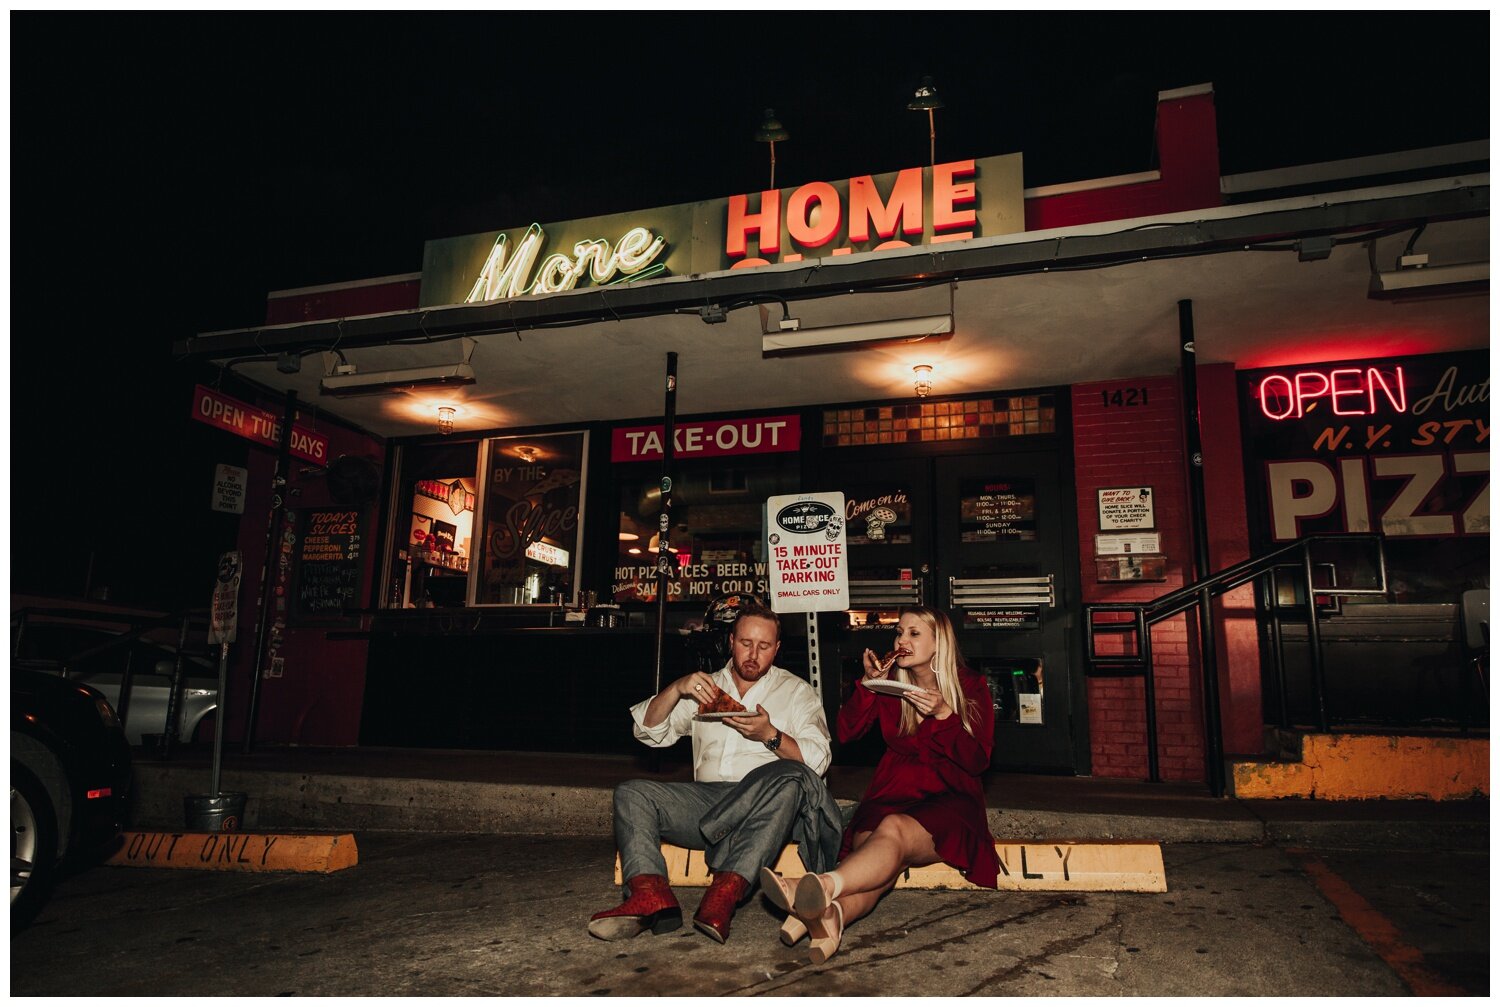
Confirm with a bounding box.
[8,12,1489,608]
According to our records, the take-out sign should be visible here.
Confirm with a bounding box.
[611,415,800,462]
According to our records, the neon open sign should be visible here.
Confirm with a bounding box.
[1258,366,1408,420]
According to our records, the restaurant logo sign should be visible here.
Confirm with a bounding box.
[725,159,992,268]
[1241,350,1488,541]
[419,154,1023,308]
[465,223,668,302]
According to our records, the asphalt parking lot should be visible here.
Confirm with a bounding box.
[10,834,1486,996]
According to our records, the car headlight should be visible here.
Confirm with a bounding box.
[186,688,215,698]
[95,697,121,729]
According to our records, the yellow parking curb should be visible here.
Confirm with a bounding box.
[108,830,358,874]
[615,839,1166,893]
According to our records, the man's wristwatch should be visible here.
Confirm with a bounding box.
[763,728,783,752]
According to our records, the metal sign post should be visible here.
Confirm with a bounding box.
[188,551,248,831]
[652,352,679,696]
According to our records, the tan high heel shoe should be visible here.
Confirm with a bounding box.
[805,900,844,964]
[779,915,809,946]
[793,871,834,919]
[759,868,809,946]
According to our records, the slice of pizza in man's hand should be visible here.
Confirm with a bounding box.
[697,688,747,715]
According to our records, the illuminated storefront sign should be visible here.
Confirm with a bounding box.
[190,384,328,466]
[726,160,981,267]
[465,222,668,302]
[611,415,800,463]
[419,154,1023,308]
[1241,351,1488,542]
[524,540,570,567]
[1257,366,1408,420]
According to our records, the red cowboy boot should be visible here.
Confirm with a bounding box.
[588,874,682,940]
[692,871,751,943]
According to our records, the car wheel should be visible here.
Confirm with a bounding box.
[11,762,58,931]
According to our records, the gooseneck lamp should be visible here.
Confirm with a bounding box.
[755,108,789,190]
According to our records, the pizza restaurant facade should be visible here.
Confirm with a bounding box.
[179,84,1489,784]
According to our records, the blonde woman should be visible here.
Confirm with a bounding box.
[762,606,997,963]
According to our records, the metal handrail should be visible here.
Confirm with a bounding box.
[1083,533,1389,794]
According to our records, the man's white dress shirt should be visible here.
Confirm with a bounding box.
[630,664,831,781]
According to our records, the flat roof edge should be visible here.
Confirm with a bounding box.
[178,180,1487,362]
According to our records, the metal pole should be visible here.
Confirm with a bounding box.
[159,613,191,759]
[1141,612,1160,784]
[1179,299,1226,796]
[243,390,298,754]
[652,353,679,696]
[1264,573,1290,730]
[211,641,230,797]
[1302,542,1329,731]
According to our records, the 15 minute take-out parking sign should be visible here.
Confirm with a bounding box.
[766,492,849,613]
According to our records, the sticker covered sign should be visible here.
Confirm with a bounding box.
[766,491,849,613]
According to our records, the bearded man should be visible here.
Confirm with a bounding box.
[588,603,840,944]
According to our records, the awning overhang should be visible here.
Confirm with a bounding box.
[180,177,1488,440]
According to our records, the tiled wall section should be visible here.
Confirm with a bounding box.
[823,394,1055,448]
[1072,375,1205,782]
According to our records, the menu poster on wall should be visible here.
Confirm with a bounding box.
[295,509,363,619]
[1097,487,1155,530]
[959,478,1036,542]
[844,487,913,545]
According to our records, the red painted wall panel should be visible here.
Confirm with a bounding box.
[1026,91,1222,232]
[221,406,383,747]
[265,279,421,326]
[1072,375,1206,781]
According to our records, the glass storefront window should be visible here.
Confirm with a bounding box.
[613,455,798,605]
[475,431,589,605]
[385,441,479,609]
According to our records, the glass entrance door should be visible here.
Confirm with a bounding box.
[935,451,1082,773]
[820,448,1084,774]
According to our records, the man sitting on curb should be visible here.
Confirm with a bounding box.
[589,603,842,944]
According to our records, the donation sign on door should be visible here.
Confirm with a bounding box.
[766,491,849,613]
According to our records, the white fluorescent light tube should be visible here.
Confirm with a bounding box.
[1369,263,1488,298]
[319,362,477,397]
[762,314,953,356]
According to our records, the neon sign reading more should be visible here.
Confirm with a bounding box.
[466,223,668,302]
[1258,366,1408,420]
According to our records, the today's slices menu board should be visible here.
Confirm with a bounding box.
[296,509,363,618]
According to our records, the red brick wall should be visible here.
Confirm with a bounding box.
[1073,375,1206,781]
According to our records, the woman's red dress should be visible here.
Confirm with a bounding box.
[836,669,999,889]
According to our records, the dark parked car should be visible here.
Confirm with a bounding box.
[12,613,219,747]
[11,668,133,930]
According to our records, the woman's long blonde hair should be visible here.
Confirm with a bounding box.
[893,606,977,737]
